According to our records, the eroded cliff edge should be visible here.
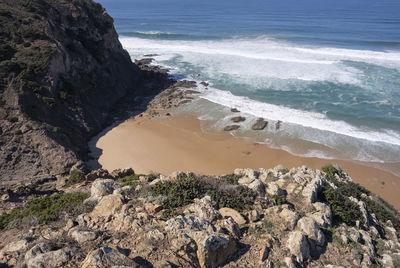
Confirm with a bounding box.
[0,0,173,185]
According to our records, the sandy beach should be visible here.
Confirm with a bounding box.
[89,114,400,209]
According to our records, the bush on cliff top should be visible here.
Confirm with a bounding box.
[152,175,256,218]
[0,192,89,229]
[322,164,400,231]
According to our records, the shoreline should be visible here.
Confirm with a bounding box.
[89,113,400,210]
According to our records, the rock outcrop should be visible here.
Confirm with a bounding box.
[1,165,399,267]
[0,0,173,185]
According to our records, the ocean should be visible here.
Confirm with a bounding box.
[97,0,400,173]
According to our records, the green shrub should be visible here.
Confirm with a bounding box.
[322,163,340,179]
[272,194,287,205]
[362,197,400,231]
[320,185,363,226]
[220,174,242,185]
[322,164,400,231]
[66,169,85,187]
[0,192,89,229]
[152,175,256,218]
[118,174,143,188]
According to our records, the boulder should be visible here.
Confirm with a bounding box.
[266,182,286,197]
[251,118,268,130]
[280,208,299,230]
[231,116,246,123]
[287,231,310,263]
[302,178,325,204]
[27,248,72,268]
[309,202,332,227]
[81,247,139,268]
[90,194,124,218]
[1,239,29,254]
[89,179,121,200]
[219,207,246,225]
[165,215,236,268]
[248,180,265,197]
[185,196,221,222]
[224,125,240,131]
[68,227,97,243]
[197,234,236,268]
[297,217,325,247]
[219,216,241,239]
[25,243,54,263]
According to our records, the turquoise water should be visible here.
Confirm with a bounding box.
[97,0,400,166]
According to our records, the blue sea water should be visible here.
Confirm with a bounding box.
[97,0,400,167]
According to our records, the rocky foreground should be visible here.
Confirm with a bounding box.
[0,164,399,267]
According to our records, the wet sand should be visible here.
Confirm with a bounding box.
[89,114,400,210]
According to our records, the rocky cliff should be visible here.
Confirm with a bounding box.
[0,0,173,186]
[0,165,399,267]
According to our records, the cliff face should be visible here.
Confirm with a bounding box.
[0,0,172,185]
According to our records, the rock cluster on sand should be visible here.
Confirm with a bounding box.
[1,165,399,267]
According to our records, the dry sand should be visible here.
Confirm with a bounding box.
[90,114,400,209]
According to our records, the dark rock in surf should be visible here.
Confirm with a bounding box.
[231,116,246,123]
[224,125,240,131]
[252,118,268,130]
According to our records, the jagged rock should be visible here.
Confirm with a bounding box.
[90,194,124,218]
[113,185,135,196]
[110,168,134,179]
[247,180,265,197]
[259,240,271,262]
[85,169,113,181]
[185,196,221,222]
[219,207,246,225]
[309,202,332,227]
[1,239,29,254]
[165,215,236,268]
[248,210,260,222]
[251,118,268,130]
[280,208,299,230]
[89,179,121,201]
[197,234,236,268]
[231,116,246,123]
[302,177,326,204]
[297,217,325,247]
[231,108,240,113]
[68,227,97,243]
[64,219,77,232]
[266,182,286,197]
[219,217,241,239]
[27,247,73,268]
[25,243,54,263]
[224,125,240,131]
[81,247,139,268]
[145,203,163,214]
[287,231,310,263]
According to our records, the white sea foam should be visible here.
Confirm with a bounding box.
[120,36,400,86]
[200,88,400,146]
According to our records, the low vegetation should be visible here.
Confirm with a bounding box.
[0,192,89,229]
[152,175,256,218]
[322,164,400,230]
[66,169,85,187]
